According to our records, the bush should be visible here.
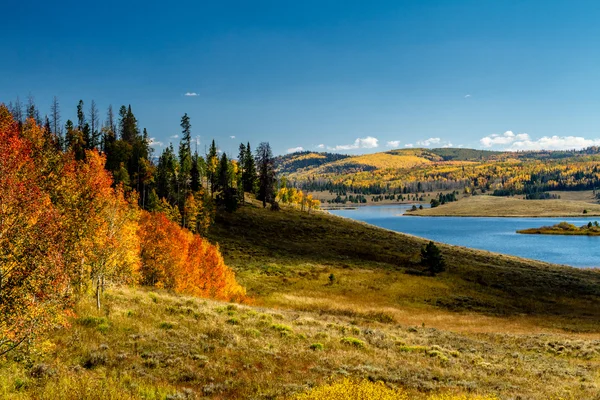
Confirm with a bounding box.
[159,322,175,330]
[310,343,324,351]
[340,337,365,348]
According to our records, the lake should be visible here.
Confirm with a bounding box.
[328,205,600,268]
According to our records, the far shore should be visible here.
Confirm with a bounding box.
[405,195,600,218]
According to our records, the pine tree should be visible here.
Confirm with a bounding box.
[255,142,275,208]
[190,151,204,192]
[243,142,257,194]
[420,241,446,275]
[206,139,219,197]
[178,114,193,226]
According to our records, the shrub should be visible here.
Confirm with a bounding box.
[340,337,365,349]
[159,322,175,330]
[271,324,292,333]
[310,343,324,351]
[226,318,240,325]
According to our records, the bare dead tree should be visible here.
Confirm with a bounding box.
[89,99,100,149]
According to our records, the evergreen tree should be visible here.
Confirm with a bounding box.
[243,142,257,193]
[190,151,204,192]
[255,142,275,208]
[76,100,85,130]
[420,241,446,275]
[206,139,219,197]
[178,114,193,226]
[156,144,179,204]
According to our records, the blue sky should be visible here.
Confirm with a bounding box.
[3,0,600,156]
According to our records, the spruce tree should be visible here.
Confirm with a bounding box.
[255,142,275,208]
[420,241,446,275]
[243,142,257,194]
[206,139,218,197]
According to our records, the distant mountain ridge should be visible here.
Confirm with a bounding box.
[275,147,600,195]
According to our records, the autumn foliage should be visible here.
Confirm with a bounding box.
[0,107,69,355]
[139,212,245,301]
[0,105,245,354]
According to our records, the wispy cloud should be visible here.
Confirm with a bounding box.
[316,144,325,149]
[442,142,454,148]
[416,137,441,147]
[170,134,179,139]
[386,140,401,148]
[287,146,304,153]
[328,136,379,151]
[481,131,600,150]
[230,135,236,139]
[464,94,471,98]
[184,92,199,97]
[404,143,414,148]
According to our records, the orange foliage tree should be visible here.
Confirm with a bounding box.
[53,151,140,309]
[0,107,70,355]
[138,211,246,302]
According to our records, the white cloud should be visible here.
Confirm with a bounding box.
[510,136,600,151]
[416,137,441,147]
[457,144,464,148]
[480,130,600,150]
[287,146,304,153]
[148,138,163,147]
[230,135,236,139]
[184,92,199,97]
[404,143,414,148]
[480,131,530,147]
[386,140,401,148]
[316,144,325,149]
[170,134,179,139]
[328,136,379,151]
[442,142,454,148]
[465,94,471,98]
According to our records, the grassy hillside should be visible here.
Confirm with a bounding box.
[2,202,600,399]
[409,195,600,217]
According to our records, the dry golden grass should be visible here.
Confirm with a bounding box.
[1,286,597,399]
[3,202,600,399]
[409,195,600,217]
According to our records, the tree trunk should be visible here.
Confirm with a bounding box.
[96,277,101,310]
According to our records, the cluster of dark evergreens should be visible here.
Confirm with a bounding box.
[5,96,278,231]
[430,191,458,208]
[524,192,560,200]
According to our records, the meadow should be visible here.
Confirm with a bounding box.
[2,200,600,399]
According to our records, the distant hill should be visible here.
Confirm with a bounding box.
[274,151,350,174]
[276,147,600,195]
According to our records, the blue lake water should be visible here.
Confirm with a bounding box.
[328,205,600,268]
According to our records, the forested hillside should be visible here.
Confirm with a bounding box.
[0,101,257,357]
[279,147,600,197]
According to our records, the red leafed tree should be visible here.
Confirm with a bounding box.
[139,211,246,302]
[0,106,70,355]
